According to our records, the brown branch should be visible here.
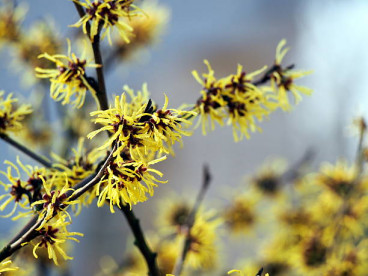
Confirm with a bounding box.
[73,2,108,111]
[282,148,315,183]
[118,205,160,276]
[0,134,52,168]
[91,37,109,111]
[73,1,91,36]
[172,164,211,276]
[355,118,366,176]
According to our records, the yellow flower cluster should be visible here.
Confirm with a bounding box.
[193,40,312,141]
[0,91,32,135]
[0,156,87,265]
[35,40,99,108]
[72,0,143,44]
[225,153,368,275]
[88,85,195,209]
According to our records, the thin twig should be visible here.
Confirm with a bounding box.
[118,205,160,276]
[355,118,366,176]
[0,216,43,261]
[92,37,109,111]
[326,121,367,256]
[282,148,315,183]
[73,2,108,111]
[0,134,52,168]
[73,2,91,36]
[172,164,212,276]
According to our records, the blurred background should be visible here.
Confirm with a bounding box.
[1,0,368,275]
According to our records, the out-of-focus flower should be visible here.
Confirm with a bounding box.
[316,160,358,197]
[182,213,222,270]
[157,198,191,232]
[250,158,287,197]
[110,1,169,62]
[35,40,100,108]
[13,20,62,85]
[0,2,27,44]
[71,0,142,44]
[0,91,32,135]
[223,196,256,233]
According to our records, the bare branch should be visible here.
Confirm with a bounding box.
[172,164,212,276]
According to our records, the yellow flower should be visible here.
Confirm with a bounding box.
[96,156,167,212]
[268,39,313,111]
[88,92,151,162]
[32,216,83,265]
[31,175,79,228]
[192,60,227,135]
[0,91,32,135]
[72,0,141,44]
[0,259,18,273]
[144,94,195,155]
[221,65,275,141]
[35,39,100,108]
[0,157,47,218]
